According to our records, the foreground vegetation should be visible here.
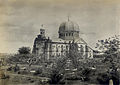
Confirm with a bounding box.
[1,35,120,85]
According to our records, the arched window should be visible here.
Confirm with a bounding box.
[80,45,84,51]
[66,45,68,50]
[66,33,68,36]
[72,33,73,36]
[61,45,63,52]
[85,45,88,52]
[80,45,84,55]
[69,33,71,36]
[56,47,58,52]
[59,34,61,37]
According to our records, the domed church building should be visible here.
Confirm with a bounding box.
[32,19,93,60]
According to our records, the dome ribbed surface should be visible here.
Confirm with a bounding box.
[59,21,79,33]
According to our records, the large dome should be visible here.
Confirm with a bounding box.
[58,20,80,40]
[59,20,79,33]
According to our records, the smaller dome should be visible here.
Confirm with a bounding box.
[59,20,79,33]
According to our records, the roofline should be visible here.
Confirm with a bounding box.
[48,42,86,44]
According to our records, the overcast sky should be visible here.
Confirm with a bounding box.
[0,0,120,53]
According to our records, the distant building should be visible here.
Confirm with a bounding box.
[32,20,93,60]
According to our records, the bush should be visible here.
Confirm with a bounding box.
[49,72,64,84]
[97,73,110,85]
[18,47,31,54]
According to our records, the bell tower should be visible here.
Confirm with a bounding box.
[39,24,45,38]
[40,29,45,37]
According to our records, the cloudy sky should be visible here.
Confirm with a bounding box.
[0,0,120,53]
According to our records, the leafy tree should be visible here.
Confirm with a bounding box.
[7,47,32,64]
[69,42,81,68]
[96,35,120,54]
[81,68,93,81]
[97,72,110,85]
[96,35,120,84]
[18,47,31,54]
[49,41,84,84]
[49,56,67,84]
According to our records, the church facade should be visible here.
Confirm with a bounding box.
[32,20,93,60]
